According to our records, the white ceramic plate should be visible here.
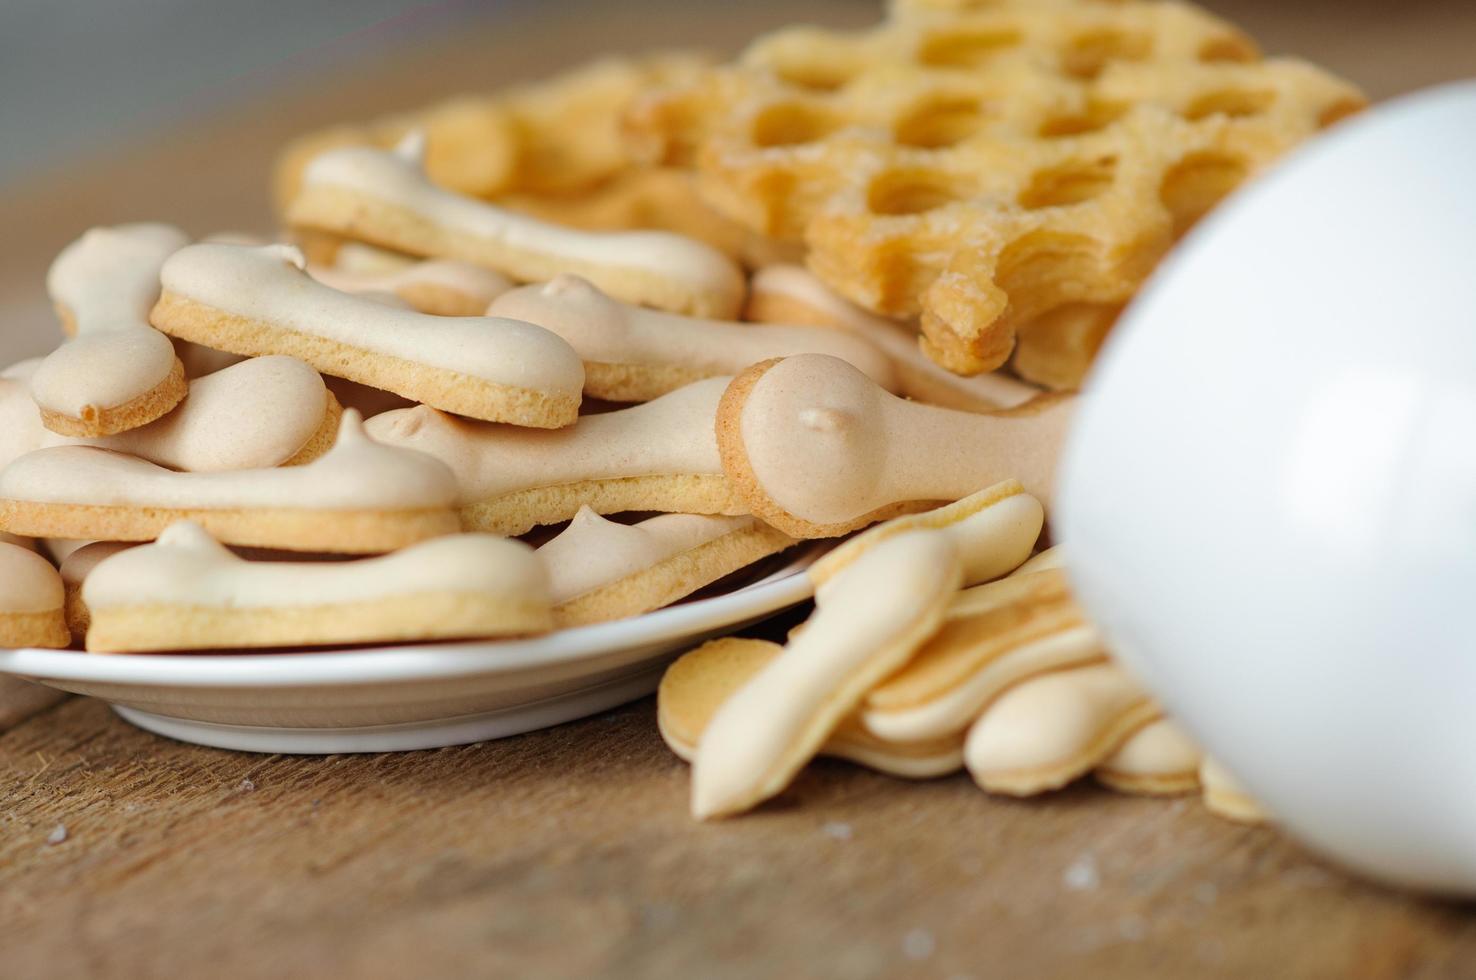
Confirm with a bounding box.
[0,547,823,754]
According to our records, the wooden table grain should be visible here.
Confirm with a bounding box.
[2,2,1474,977]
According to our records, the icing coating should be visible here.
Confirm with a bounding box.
[1,356,331,472]
[332,241,418,275]
[60,541,135,588]
[963,664,1152,776]
[737,354,1074,523]
[692,531,961,818]
[299,136,745,316]
[0,541,65,613]
[1013,544,1065,575]
[489,275,896,390]
[748,266,1040,411]
[309,257,513,309]
[537,507,754,604]
[0,410,456,511]
[158,243,584,399]
[365,377,727,502]
[33,224,189,415]
[84,521,547,611]
[1100,718,1202,779]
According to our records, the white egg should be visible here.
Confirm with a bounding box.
[1059,82,1476,893]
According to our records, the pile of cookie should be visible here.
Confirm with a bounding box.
[0,0,1356,821]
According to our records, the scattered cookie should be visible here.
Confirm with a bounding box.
[1094,718,1203,796]
[716,353,1074,537]
[538,507,795,627]
[59,541,135,643]
[659,637,963,779]
[0,542,69,649]
[286,133,746,318]
[860,566,1103,742]
[83,522,551,653]
[308,257,513,315]
[1200,757,1271,824]
[366,377,746,535]
[963,663,1160,796]
[0,356,340,472]
[31,223,190,437]
[810,480,1042,589]
[488,274,896,402]
[0,410,460,553]
[745,265,1040,411]
[693,530,961,818]
[149,242,585,428]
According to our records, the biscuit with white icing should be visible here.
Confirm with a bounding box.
[716,354,1075,538]
[309,257,513,315]
[0,411,459,553]
[59,541,135,643]
[32,224,190,437]
[366,377,746,536]
[150,242,585,429]
[83,522,550,653]
[745,266,1041,413]
[1094,718,1203,796]
[286,133,745,319]
[692,531,961,818]
[1200,757,1271,824]
[0,356,340,473]
[0,542,69,649]
[659,637,963,781]
[963,663,1159,796]
[488,274,895,402]
[539,508,794,627]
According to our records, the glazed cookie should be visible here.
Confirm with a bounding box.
[0,542,69,649]
[309,257,513,316]
[745,266,1041,413]
[717,354,1076,537]
[659,637,963,780]
[692,530,961,818]
[32,223,190,437]
[861,566,1105,742]
[538,507,795,627]
[0,356,340,472]
[963,664,1160,796]
[1094,718,1204,796]
[487,275,895,402]
[0,410,459,553]
[1200,757,1271,824]
[149,242,585,428]
[809,481,1042,590]
[285,133,746,318]
[59,541,135,643]
[83,522,551,653]
[366,377,746,536]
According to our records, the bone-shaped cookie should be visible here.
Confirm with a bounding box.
[659,637,964,782]
[1094,718,1203,796]
[0,356,340,473]
[717,354,1075,537]
[860,565,1105,742]
[0,541,69,649]
[1200,757,1271,824]
[692,531,961,818]
[83,522,551,653]
[487,274,895,402]
[746,265,1041,413]
[149,242,585,428]
[365,376,745,535]
[31,223,190,437]
[309,257,513,316]
[287,133,746,319]
[0,410,459,553]
[537,507,794,627]
[963,663,1160,796]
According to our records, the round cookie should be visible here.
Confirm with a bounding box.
[0,542,69,649]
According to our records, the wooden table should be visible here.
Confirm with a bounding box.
[3,2,1475,976]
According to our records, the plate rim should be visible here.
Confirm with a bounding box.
[0,544,823,689]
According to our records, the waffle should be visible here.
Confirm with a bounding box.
[627,1,1365,383]
[271,53,776,259]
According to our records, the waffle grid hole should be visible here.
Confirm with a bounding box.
[1063,28,1153,78]
[751,102,836,147]
[917,28,1024,68]
[1197,34,1259,63]
[1184,88,1275,120]
[1019,156,1119,210]
[868,170,961,215]
[893,97,987,148]
[1158,151,1249,233]
[772,58,857,93]
[1038,100,1128,138]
